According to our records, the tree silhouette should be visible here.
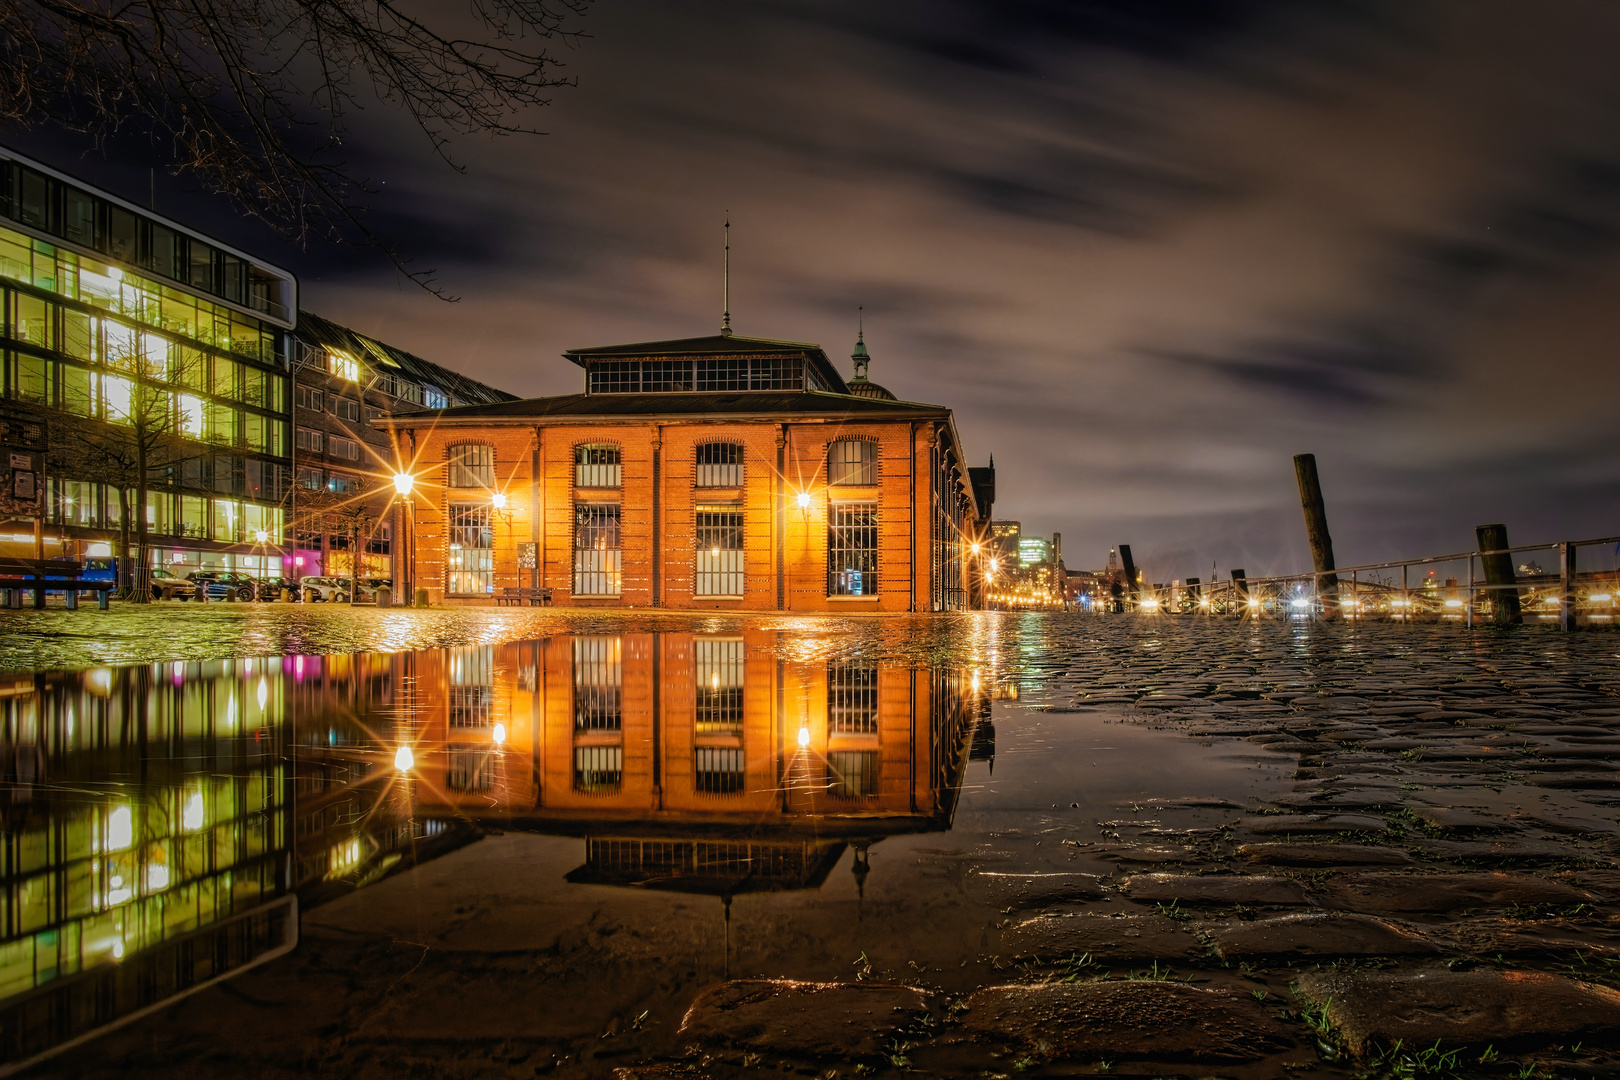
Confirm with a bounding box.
[0,0,587,291]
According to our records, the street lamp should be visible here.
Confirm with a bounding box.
[392,472,414,497]
[392,471,416,606]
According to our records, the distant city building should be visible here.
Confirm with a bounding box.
[0,146,295,586]
[288,311,516,584]
[1018,536,1050,567]
[375,328,987,610]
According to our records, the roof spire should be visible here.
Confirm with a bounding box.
[721,215,733,337]
[851,305,869,381]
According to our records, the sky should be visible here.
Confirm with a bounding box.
[14,0,1620,580]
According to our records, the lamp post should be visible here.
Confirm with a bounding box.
[393,471,415,607]
[491,490,513,597]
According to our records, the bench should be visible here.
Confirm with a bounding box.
[496,586,552,607]
[0,558,116,610]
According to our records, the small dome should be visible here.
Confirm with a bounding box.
[848,379,896,401]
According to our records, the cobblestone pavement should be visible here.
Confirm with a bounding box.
[33,613,1620,1079]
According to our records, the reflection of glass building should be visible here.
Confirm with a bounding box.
[2,633,984,1065]
[1,660,293,1066]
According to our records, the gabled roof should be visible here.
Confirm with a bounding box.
[563,333,850,394]
[295,310,519,408]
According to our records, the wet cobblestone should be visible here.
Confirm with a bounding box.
[29,611,1620,1079]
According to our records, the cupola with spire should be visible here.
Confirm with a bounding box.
[846,312,897,401]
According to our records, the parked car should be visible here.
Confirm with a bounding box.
[257,576,299,602]
[148,567,196,601]
[300,576,350,602]
[353,578,394,604]
[186,570,258,602]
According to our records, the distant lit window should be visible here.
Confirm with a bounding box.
[573,503,621,596]
[827,750,878,798]
[695,507,743,596]
[327,350,362,381]
[828,439,877,485]
[695,638,744,732]
[328,435,361,462]
[423,385,448,409]
[326,472,360,494]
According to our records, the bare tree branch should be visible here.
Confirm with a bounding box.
[0,0,588,294]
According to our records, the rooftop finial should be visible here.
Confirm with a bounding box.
[721,216,733,337]
[851,305,869,381]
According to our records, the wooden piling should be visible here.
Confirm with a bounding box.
[1558,541,1577,632]
[1231,568,1248,613]
[1293,454,1339,614]
[1475,523,1521,626]
[1118,545,1140,602]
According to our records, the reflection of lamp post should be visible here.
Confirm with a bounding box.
[392,472,415,606]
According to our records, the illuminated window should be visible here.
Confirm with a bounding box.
[449,646,493,727]
[695,507,744,597]
[573,745,622,792]
[423,385,448,409]
[828,503,879,595]
[573,503,621,596]
[574,444,620,488]
[327,350,362,382]
[446,503,493,594]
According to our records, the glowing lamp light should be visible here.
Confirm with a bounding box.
[254,529,270,544]
[1593,593,1613,603]
[294,556,304,567]
[1444,599,1463,608]
[491,491,508,509]
[107,805,134,850]
[795,491,811,509]
[394,745,415,771]
[970,542,982,555]
[112,940,125,960]
[492,723,507,746]
[1140,597,1160,610]
[392,472,415,497]
[797,726,810,748]
[1290,597,1310,609]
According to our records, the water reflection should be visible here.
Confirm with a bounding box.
[1,633,979,1064]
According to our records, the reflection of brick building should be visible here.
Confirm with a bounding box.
[377,332,986,611]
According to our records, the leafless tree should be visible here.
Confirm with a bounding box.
[0,0,588,292]
[45,340,210,599]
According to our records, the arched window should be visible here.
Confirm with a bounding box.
[827,439,877,486]
[695,442,743,487]
[575,444,621,488]
[447,444,494,488]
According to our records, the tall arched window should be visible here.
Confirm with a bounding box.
[575,444,621,488]
[447,444,494,488]
[695,442,743,487]
[827,439,877,486]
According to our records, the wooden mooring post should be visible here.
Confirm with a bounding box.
[1293,453,1339,616]
[1559,541,1577,632]
[1231,569,1248,613]
[1118,545,1140,605]
[1475,523,1522,626]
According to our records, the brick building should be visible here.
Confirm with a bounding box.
[376,330,987,611]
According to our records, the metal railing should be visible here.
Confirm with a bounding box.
[1133,534,1620,630]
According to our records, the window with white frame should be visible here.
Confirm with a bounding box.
[828,502,879,595]
[573,637,622,730]
[329,435,361,461]
[695,506,744,596]
[327,350,362,381]
[447,502,494,594]
[573,503,621,596]
[295,427,322,453]
[695,638,744,732]
[575,444,621,488]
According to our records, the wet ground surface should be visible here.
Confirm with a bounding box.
[12,612,1620,1079]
